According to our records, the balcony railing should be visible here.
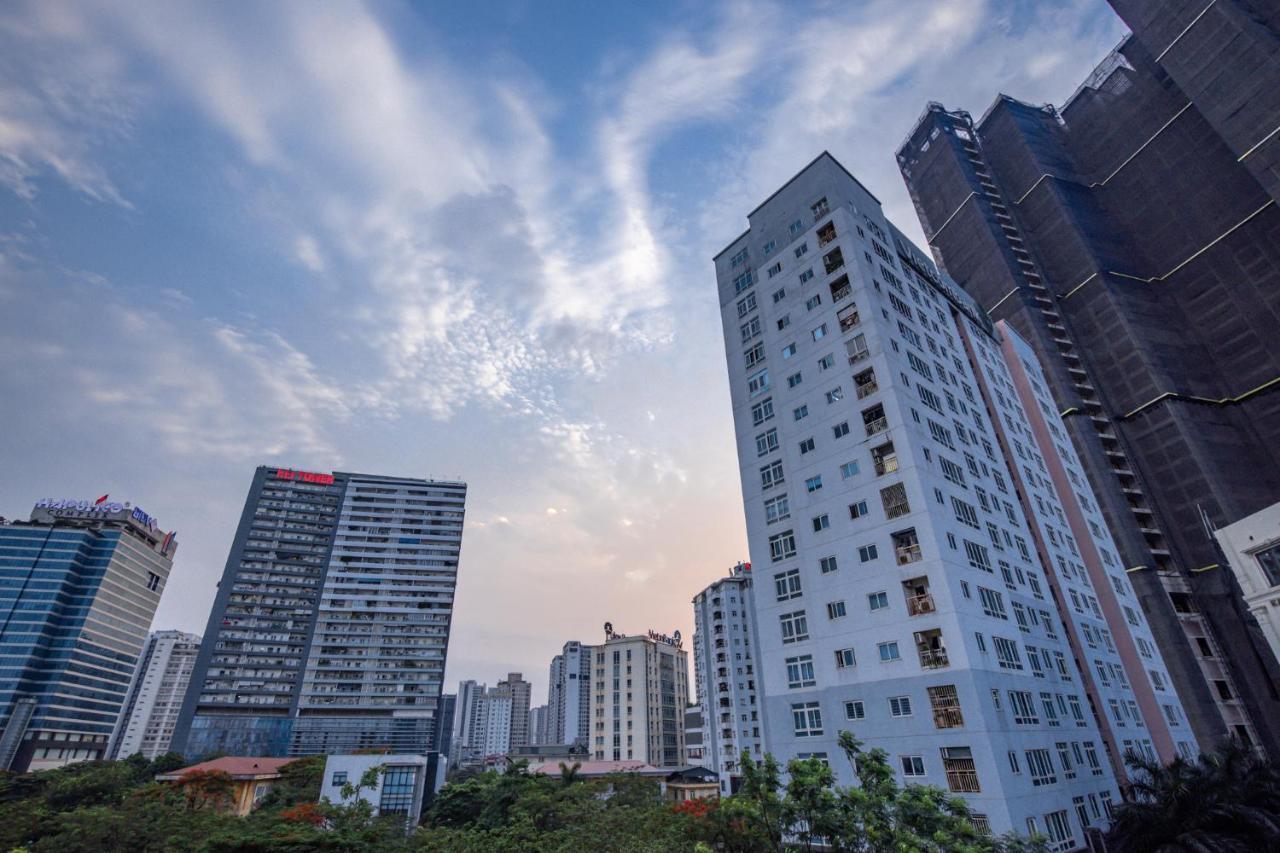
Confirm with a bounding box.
[884,500,911,520]
[932,706,965,729]
[865,417,888,436]
[918,647,949,669]
[856,380,878,399]
[848,349,870,365]
[944,765,980,793]
[906,592,934,615]
[874,456,899,476]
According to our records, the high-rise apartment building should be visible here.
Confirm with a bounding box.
[714,153,1194,841]
[692,561,761,793]
[172,467,465,758]
[435,693,456,758]
[109,630,202,760]
[476,690,513,756]
[528,704,549,745]
[590,628,688,768]
[546,640,594,746]
[897,3,1280,754]
[450,679,483,766]
[497,672,532,748]
[0,498,177,772]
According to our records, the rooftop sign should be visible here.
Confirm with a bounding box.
[273,468,335,485]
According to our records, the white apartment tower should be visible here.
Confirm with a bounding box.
[714,153,1194,844]
[109,630,202,759]
[547,640,594,746]
[692,562,761,793]
[590,630,688,767]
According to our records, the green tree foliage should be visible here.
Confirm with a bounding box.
[1106,739,1280,852]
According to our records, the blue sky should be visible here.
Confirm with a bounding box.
[0,0,1126,700]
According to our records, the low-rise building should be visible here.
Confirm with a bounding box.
[319,754,438,830]
[156,756,294,816]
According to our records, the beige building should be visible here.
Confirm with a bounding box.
[590,629,689,767]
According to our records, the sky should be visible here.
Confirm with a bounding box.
[0,0,1127,705]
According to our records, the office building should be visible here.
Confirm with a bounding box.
[0,497,177,772]
[590,627,688,768]
[109,630,202,759]
[172,467,466,758]
[692,561,761,793]
[897,3,1280,753]
[1215,504,1280,668]
[713,153,1194,840]
[546,640,594,746]
[435,693,456,758]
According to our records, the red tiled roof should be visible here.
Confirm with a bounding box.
[156,756,295,781]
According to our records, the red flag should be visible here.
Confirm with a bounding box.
[95,494,109,505]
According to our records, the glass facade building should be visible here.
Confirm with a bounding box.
[172,466,465,758]
[0,499,176,772]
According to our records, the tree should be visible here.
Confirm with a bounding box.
[176,769,235,812]
[558,762,582,787]
[1107,739,1280,852]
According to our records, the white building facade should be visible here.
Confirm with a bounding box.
[590,631,688,768]
[692,562,761,793]
[1215,504,1280,672]
[109,630,202,759]
[714,153,1192,845]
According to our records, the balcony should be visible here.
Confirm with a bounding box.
[915,629,949,669]
[894,529,922,565]
[854,368,877,398]
[863,404,887,436]
[872,442,898,476]
[932,706,964,729]
[817,222,836,246]
[823,247,845,275]
[906,593,935,616]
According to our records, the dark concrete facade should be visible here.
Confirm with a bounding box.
[897,6,1280,756]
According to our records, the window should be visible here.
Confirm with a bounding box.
[868,591,889,611]
[744,341,765,368]
[764,495,790,524]
[901,756,925,777]
[748,369,770,396]
[881,483,910,519]
[805,475,823,492]
[769,530,797,562]
[1026,749,1056,786]
[787,372,803,388]
[811,197,829,219]
[818,354,835,370]
[792,702,823,737]
[813,514,830,532]
[859,544,879,562]
[826,600,847,619]
[799,269,814,284]
[978,587,1007,619]
[736,291,756,317]
[146,572,161,591]
[794,404,809,421]
[840,461,860,479]
[751,398,774,425]
[811,323,827,340]
[741,316,762,342]
[780,610,809,643]
[835,648,856,668]
[993,636,1022,670]
[774,570,802,603]
[331,771,348,786]
[760,460,785,489]
[1045,810,1074,850]
[768,263,783,280]
[799,437,816,454]
[952,497,980,528]
[378,766,420,815]
[928,685,963,728]
[1009,691,1039,725]
[879,642,901,662]
[763,239,776,256]
[786,655,816,688]
[889,695,913,717]
[845,700,865,720]
[806,294,823,311]
[778,314,791,330]
[755,428,778,457]
[820,555,838,574]
[1256,544,1280,586]
[794,243,808,258]
[825,387,844,404]
[941,747,980,793]
[730,248,749,268]
[832,421,850,439]
[782,342,797,358]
